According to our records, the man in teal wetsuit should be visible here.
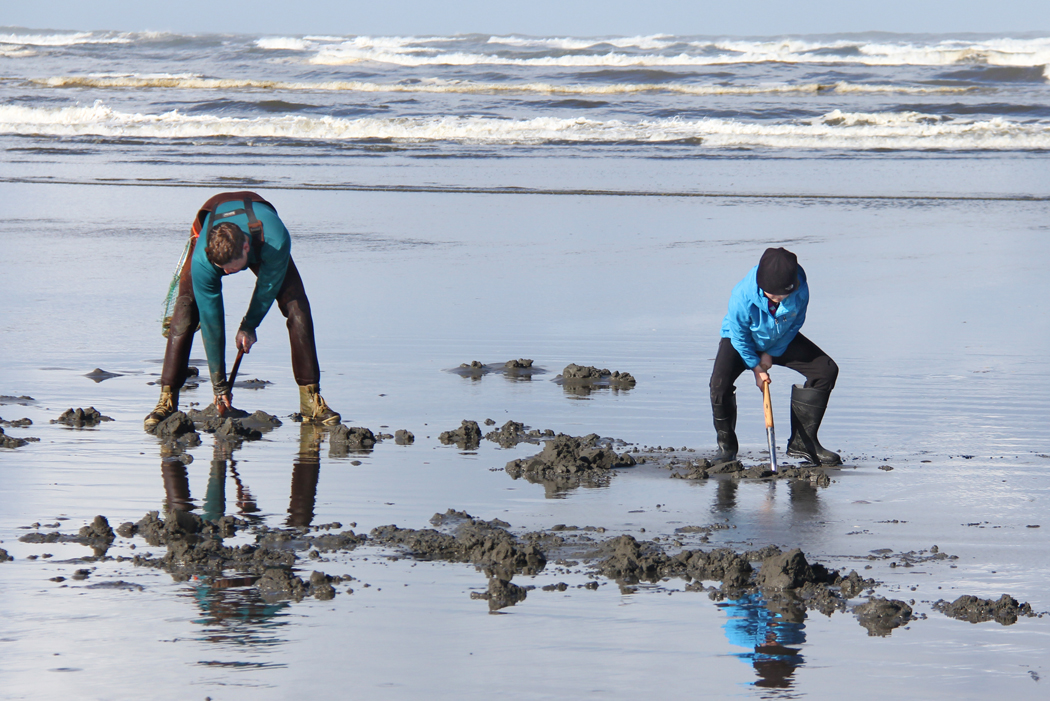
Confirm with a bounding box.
[145,192,340,429]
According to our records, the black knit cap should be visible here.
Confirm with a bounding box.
[756,247,799,295]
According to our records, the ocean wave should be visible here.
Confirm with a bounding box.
[256,33,1050,66]
[30,75,975,96]
[488,35,677,51]
[939,65,1049,83]
[0,44,36,57]
[2,102,1047,150]
[255,37,311,51]
[8,30,1050,72]
[308,41,1050,69]
[0,30,136,47]
[255,34,454,53]
[702,36,1050,67]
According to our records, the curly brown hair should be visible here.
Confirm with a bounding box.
[205,222,247,266]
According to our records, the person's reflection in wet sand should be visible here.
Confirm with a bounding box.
[757,481,778,531]
[229,461,261,522]
[160,441,261,522]
[710,474,823,529]
[160,426,322,525]
[713,477,738,515]
[720,592,806,690]
[202,442,230,522]
[160,447,194,515]
[788,478,822,522]
[192,579,289,650]
[287,423,322,527]
[156,438,299,653]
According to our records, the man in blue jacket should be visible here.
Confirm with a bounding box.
[145,192,340,430]
[710,247,839,465]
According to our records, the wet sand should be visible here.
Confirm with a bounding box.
[1,177,1049,699]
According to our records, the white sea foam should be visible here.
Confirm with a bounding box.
[306,47,682,67]
[30,75,974,96]
[254,33,1050,67]
[68,72,204,81]
[2,101,1047,150]
[0,31,134,47]
[7,31,1049,71]
[257,34,454,54]
[301,35,1050,70]
[256,37,311,51]
[310,46,1050,69]
[489,35,676,51]
[850,42,1050,68]
[0,44,36,57]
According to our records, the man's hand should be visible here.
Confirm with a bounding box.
[753,352,773,390]
[235,328,257,354]
[215,392,233,416]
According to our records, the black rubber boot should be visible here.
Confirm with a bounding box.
[786,385,841,465]
[711,391,738,463]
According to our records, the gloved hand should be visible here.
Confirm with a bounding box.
[215,392,233,415]
[236,326,257,353]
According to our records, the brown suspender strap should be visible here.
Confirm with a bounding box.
[191,191,276,241]
[242,199,264,242]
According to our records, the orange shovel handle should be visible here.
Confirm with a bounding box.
[762,381,774,429]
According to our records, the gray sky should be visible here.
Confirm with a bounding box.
[4,0,1049,36]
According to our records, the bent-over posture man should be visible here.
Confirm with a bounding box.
[710,247,839,465]
[145,191,340,429]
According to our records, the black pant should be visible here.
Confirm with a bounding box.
[709,334,837,406]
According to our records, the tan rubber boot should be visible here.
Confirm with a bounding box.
[144,385,179,432]
[299,384,341,426]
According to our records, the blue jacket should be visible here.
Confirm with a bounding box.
[720,265,808,368]
[191,200,290,382]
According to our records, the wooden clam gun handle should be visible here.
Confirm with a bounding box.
[228,348,244,388]
[216,349,244,417]
[762,380,775,429]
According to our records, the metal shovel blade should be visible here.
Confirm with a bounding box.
[766,425,778,473]
[762,381,778,473]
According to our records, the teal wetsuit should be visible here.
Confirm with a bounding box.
[191,199,290,386]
